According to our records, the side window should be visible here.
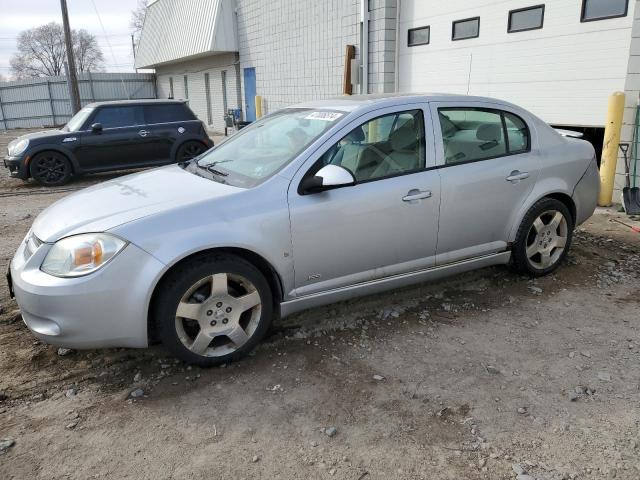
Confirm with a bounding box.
[438,108,530,165]
[92,106,142,129]
[317,110,425,182]
[504,112,530,153]
[144,104,196,124]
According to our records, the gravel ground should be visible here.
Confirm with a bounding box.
[0,128,639,479]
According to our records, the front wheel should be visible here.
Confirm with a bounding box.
[154,254,273,366]
[29,151,73,186]
[512,198,574,276]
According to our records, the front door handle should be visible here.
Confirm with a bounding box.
[402,189,432,202]
[138,130,149,137]
[506,170,529,182]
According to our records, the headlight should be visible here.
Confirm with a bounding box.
[8,138,29,156]
[41,233,127,277]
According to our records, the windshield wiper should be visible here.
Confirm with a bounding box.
[197,158,232,167]
[206,165,228,177]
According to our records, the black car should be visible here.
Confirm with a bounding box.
[4,99,212,186]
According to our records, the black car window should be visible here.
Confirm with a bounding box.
[144,104,196,124]
[92,106,143,129]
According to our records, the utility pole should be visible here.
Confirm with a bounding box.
[131,34,138,73]
[60,0,81,114]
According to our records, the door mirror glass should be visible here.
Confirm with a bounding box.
[91,123,103,133]
[301,164,355,193]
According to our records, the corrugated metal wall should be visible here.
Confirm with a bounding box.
[0,73,156,130]
[135,0,238,69]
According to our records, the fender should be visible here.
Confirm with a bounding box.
[24,143,81,173]
[508,179,576,243]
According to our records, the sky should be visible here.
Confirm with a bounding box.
[0,0,141,79]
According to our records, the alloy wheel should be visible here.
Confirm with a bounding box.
[525,209,568,269]
[32,154,70,185]
[174,272,262,357]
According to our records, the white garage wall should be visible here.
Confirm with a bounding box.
[156,53,241,132]
[618,5,640,192]
[398,0,636,127]
[235,0,361,114]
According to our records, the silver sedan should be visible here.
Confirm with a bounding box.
[9,94,599,365]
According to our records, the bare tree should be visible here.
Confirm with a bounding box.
[10,22,104,79]
[10,23,66,78]
[130,0,147,43]
[73,29,104,73]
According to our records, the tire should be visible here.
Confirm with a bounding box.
[512,197,574,277]
[154,253,273,367]
[175,141,207,162]
[29,151,73,187]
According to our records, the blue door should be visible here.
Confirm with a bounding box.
[243,67,257,122]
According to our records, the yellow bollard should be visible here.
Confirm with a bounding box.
[598,91,626,206]
[255,95,263,119]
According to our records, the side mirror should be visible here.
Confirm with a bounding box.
[300,164,355,194]
[91,123,102,133]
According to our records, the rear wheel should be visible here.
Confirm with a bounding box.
[512,198,573,276]
[29,151,73,186]
[175,141,207,162]
[154,253,273,366]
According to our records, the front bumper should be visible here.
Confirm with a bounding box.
[3,154,28,179]
[9,234,166,349]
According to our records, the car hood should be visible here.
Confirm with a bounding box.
[15,129,65,141]
[32,165,242,242]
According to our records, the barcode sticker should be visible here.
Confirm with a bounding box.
[305,111,343,122]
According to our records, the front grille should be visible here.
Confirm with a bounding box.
[23,232,43,260]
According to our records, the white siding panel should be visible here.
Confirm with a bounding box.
[399,0,635,127]
[135,0,238,69]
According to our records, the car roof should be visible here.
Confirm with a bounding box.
[84,99,187,108]
[291,93,519,113]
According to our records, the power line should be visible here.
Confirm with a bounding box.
[89,0,131,96]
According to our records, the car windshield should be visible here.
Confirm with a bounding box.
[185,108,345,187]
[64,107,94,132]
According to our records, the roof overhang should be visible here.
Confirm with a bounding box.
[135,0,238,69]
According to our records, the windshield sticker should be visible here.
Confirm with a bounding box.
[305,111,343,122]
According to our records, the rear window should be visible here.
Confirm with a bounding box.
[144,104,196,124]
[92,106,143,129]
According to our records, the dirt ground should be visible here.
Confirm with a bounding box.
[0,128,639,480]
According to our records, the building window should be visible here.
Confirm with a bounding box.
[204,72,212,125]
[408,26,430,46]
[168,77,174,99]
[581,0,628,22]
[508,5,545,33]
[221,70,228,113]
[183,75,189,99]
[452,17,480,41]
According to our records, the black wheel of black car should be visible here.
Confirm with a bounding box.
[512,197,574,277]
[29,151,73,187]
[154,253,273,367]
[176,141,207,162]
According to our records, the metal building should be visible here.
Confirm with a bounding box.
[135,0,640,190]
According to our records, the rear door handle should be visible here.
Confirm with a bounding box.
[506,170,529,182]
[138,130,149,137]
[402,189,432,202]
